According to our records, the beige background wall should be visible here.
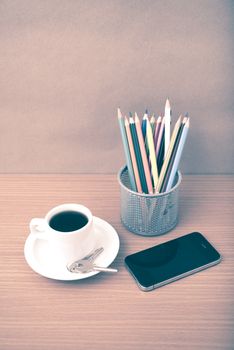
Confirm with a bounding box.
[0,0,233,174]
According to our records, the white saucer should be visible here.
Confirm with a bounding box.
[24,216,120,281]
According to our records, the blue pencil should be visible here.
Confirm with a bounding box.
[141,110,148,140]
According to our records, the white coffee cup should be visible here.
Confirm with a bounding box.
[30,204,96,264]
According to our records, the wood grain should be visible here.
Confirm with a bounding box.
[0,175,233,350]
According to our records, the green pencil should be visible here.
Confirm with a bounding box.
[129,116,148,193]
[118,108,137,191]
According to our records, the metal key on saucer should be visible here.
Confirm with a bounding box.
[67,247,118,274]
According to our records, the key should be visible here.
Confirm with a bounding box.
[67,247,117,273]
[67,258,118,274]
[84,247,104,262]
[67,247,104,272]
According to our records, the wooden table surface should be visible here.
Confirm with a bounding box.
[0,175,233,350]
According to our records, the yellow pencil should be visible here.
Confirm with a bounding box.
[156,116,182,193]
[146,118,158,191]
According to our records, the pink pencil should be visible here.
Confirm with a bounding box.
[125,117,142,193]
[134,113,153,194]
[156,117,165,156]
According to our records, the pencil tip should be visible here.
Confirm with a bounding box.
[165,98,171,109]
[117,108,122,119]
[129,112,132,118]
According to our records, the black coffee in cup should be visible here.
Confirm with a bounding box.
[49,211,88,232]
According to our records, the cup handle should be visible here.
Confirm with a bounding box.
[30,218,48,240]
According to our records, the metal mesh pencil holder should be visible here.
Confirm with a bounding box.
[118,166,182,236]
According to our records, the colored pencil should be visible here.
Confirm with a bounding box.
[125,117,142,193]
[156,116,182,193]
[150,114,156,136]
[161,117,186,192]
[141,110,148,140]
[135,113,153,194]
[157,127,165,174]
[146,118,158,190]
[165,118,189,192]
[129,116,148,193]
[154,116,162,148]
[164,98,171,158]
[143,114,150,156]
[156,116,165,156]
[156,116,165,173]
[117,108,137,191]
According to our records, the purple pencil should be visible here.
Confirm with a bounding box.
[154,116,162,148]
[156,117,165,156]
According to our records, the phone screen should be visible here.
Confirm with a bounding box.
[125,232,221,291]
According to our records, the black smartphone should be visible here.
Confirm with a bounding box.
[125,232,221,291]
